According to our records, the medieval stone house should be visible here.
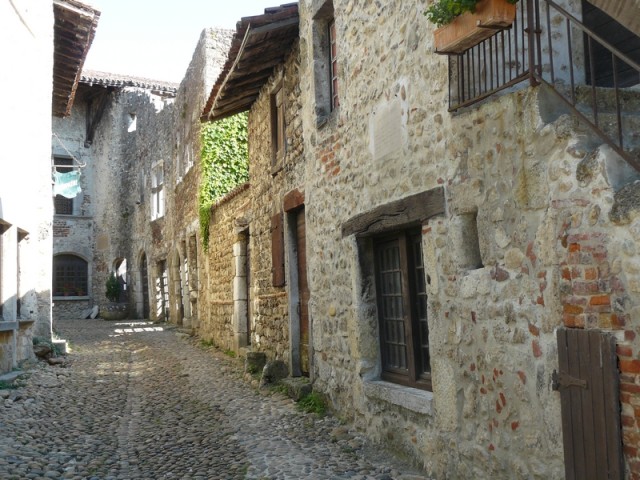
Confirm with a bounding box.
[201,0,640,478]
[0,0,99,373]
[294,0,640,478]
[52,29,233,328]
[199,4,308,374]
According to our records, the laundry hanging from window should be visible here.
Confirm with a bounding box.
[53,170,82,199]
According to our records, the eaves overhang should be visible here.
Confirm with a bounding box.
[201,3,299,122]
[52,0,100,117]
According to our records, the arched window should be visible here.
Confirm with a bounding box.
[53,254,88,296]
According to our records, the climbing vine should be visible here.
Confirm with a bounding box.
[199,112,248,251]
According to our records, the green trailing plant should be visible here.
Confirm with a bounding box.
[425,0,518,27]
[105,273,121,302]
[199,112,249,252]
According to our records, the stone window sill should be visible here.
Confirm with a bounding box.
[364,379,433,416]
[0,321,18,332]
[53,296,90,301]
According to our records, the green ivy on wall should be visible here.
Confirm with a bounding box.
[199,112,248,251]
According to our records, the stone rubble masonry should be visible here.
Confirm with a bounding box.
[52,28,234,331]
[293,0,640,478]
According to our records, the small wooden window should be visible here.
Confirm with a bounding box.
[374,230,430,390]
[53,254,88,297]
[271,212,285,287]
[271,86,285,168]
[54,157,74,215]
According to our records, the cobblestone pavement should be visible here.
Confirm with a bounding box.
[0,319,430,480]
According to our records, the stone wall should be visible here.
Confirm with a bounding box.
[58,28,233,326]
[199,185,251,349]
[297,0,640,477]
[244,42,306,367]
[0,0,54,372]
[52,87,96,319]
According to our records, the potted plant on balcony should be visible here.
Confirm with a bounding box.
[101,273,129,320]
[426,0,518,54]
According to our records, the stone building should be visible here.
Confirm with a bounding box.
[198,0,640,478]
[52,72,178,320]
[0,0,99,373]
[200,4,308,374]
[52,28,233,328]
[294,0,640,478]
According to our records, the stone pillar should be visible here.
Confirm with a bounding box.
[232,240,248,350]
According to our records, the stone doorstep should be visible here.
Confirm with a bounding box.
[0,370,24,384]
[280,376,313,402]
[52,339,69,355]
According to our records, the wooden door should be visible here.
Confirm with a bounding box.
[141,253,150,319]
[296,208,310,376]
[555,328,623,480]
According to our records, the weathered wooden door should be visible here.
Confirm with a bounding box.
[555,328,623,480]
[296,208,310,376]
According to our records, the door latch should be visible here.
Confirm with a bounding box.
[552,370,588,391]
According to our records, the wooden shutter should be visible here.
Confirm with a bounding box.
[271,212,285,287]
[555,328,623,480]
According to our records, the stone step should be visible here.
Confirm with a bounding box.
[280,376,313,401]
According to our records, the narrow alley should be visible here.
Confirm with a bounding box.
[0,318,428,480]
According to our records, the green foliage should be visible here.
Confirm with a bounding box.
[297,391,327,416]
[199,113,249,251]
[425,0,518,27]
[223,349,237,358]
[0,380,17,390]
[105,273,121,302]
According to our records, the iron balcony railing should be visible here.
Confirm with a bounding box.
[446,0,640,172]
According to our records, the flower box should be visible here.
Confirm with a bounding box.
[434,0,517,54]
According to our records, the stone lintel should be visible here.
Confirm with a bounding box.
[341,187,445,238]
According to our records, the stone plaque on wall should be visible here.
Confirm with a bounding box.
[370,98,405,161]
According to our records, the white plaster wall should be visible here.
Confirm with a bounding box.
[0,0,53,343]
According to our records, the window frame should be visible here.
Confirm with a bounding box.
[150,162,165,220]
[373,229,431,391]
[328,18,339,112]
[271,82,285,172]
[53,157,74,216]
[53,254,88,297]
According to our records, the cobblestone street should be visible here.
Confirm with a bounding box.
[0,319,429,480]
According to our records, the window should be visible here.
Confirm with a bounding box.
[312,1,338,120]
[53,254,88,297]
[54,157,74,215]
[328,19,339,111]
[151,162,165,220]
[374,230,430,390]
[271,85,285,169]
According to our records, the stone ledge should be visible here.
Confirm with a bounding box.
[0,321,18,332]
[364,380,433,416]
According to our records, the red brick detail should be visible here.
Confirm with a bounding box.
[620,360,640,374]
[532,340,542,358]
[590,295,611,306]
[517,371,526,384]
[618,345,634,358]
